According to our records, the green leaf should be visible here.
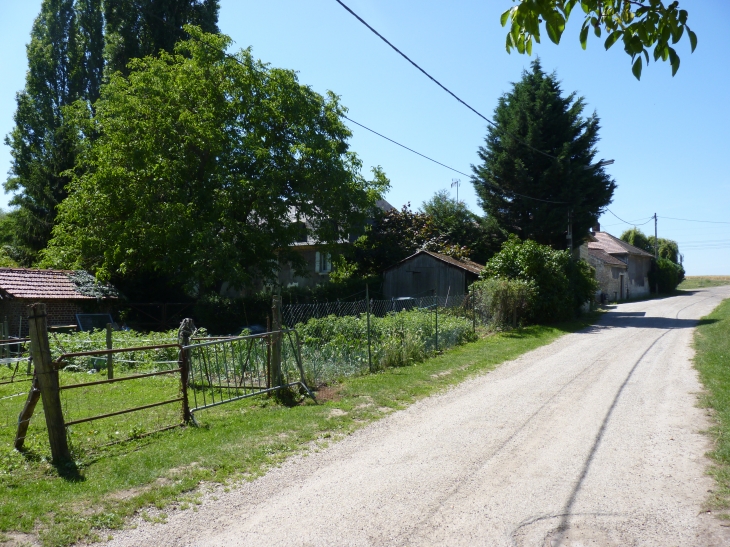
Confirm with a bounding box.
[632,57,642,80]
[546,21,560,45]
[500,8,511,27]
[505,33,514,54]
[688,29,697,52]
[526,36,533,56]
[668,47,680,76]
[579,24,589,50]
[604,31,622,50]
[593,24,601,38]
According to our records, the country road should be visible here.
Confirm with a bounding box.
[105,287,730,547]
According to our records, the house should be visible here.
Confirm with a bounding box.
[0,268,118,336]
[382,250,484,299]
[579,225,654,301]
[277,199,396,290]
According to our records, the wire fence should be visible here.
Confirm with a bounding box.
[283,292,479,386]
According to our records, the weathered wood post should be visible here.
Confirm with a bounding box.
[28,303,71,463]
[105,323,114,379]
[177,318,194,424]
[271,295,283,388]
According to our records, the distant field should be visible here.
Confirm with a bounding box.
[679,276,730,290]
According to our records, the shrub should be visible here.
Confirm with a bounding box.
[650,257,684,293]
[481,236,597,323]
[470,277,536,328]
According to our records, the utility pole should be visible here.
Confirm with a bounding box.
[566,210,573,252]
[654,213,659,295]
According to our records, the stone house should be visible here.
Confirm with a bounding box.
[579,226,654,301]
[0,268,118,336]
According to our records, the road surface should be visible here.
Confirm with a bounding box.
[105,286,730,546]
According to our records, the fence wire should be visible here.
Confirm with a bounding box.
[284,293,477,386]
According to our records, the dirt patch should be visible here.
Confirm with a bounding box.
[313,385,342,402]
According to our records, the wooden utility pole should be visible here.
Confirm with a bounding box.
[654,213,659,295]
[28,303,71,463]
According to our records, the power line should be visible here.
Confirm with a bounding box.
[659,216,730,225]
[343,115,470,178]
[606,209,653,225]
[333,0,558,161]
[345,116,566,204]
[142,14,567,206]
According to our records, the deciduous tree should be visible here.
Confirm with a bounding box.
[43,29,388,294]
[501,0,696,79]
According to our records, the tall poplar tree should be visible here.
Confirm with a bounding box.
[104,0,219,75]
[471,59,615,250]
[4,0,103,262]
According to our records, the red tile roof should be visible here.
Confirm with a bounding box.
[0,268,96,300]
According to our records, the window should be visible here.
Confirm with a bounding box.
[315,252,332,274]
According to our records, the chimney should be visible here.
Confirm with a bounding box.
[592,222,600,233]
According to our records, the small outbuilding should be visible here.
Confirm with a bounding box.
[0,268,118,336]
[383,250,484,299]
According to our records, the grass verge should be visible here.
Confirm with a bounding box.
[680,276,730,290]
[0,316,595,547]
[693,297,730,517]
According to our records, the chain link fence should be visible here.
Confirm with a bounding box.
[283,291,481,386]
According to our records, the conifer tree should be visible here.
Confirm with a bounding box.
[471,59,615,250]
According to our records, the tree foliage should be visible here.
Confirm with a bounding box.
[350,203,473,278]
[4,0,104,262]
[104,0,219,75]
[501,0,696,80]
[42,29,388,294]
[472,60,615,250]
[482,236,597,322]
[620,227,682,264]
[420,190,502,265]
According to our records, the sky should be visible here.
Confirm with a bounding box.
[0,1,728,275]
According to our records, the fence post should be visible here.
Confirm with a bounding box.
[106,323,113,379]
[28,303,71,463]
[366,284,373,373]
[2,317,7,358]
[271,296,283,387]
[432,289,439,352]
[472,289,476,333]
[178,318,193,424]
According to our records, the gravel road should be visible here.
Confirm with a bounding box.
[104,287,730,547]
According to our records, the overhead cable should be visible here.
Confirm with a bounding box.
[333,0,557,160]
[606,209,653,225]
[659,216,730,225]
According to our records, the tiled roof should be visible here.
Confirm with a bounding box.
[0,268,96,300]
[387,250,484,275]
[586,247,627,267]
[589,232,654,258]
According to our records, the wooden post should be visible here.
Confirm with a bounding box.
[265,315,271,389]
[28,303,71,463]
[106,323,113,379]
[2,317,7,358]
[15,377,40,450]
[271,296,283,387]
[177,318,193,424]
[366,284,373,373]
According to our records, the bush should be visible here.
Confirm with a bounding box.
[470,277,536,328]
[481,236,597,323]
[650,257,685,293]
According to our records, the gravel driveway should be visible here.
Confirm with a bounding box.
[104,287,730,547]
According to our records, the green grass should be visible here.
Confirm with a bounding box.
[694,297,730,517]
[680,276,730,290]
[0,316,595,547]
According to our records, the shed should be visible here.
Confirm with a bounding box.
[382,251,484,299]
[0,268,118,336]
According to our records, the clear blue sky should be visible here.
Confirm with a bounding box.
[1,1,728,275]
